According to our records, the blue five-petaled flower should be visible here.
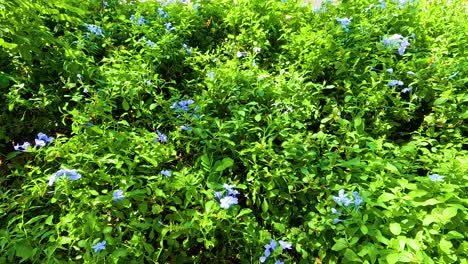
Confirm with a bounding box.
[92,240,106,252]
[48,169,82,186]
[113,190,125,201]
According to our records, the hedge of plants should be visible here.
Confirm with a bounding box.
[1,0,467,263]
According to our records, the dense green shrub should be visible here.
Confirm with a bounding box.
[1,0,467,263]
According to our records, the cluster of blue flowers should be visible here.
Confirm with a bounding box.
[14,132,54,151]
[170,98,200,121]
[165,22,176,32]
[85,24,104,38]
[139,36,156,47]
[259,239,292,263]
[48,169,82,186]
[336,17,352,32]
[130,14,146,26]
[158,8,169,19]
[383,34,410,55]
[332,189,363,223]
[214,184,239,209]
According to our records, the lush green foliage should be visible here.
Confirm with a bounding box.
[1,0,467,263]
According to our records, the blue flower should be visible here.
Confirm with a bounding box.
[160,170,172,177]
[407,71,416,76]
[236,51,247,58]
[158,8,169,19]
[223,183,239,196]
[87,122,93,127]
[113,190,125,201]
[379,0,386,8]
[103,1,108,7]
[146,39,156,47]
[279,240,292,250]
[388,80,404,87]
[182,44,192,55]
[180,125,192,131]
[85,24,104,38]
[448,71,459,80]
[334,218,342,224]
[206,71,215,80]
[383,34,410,55]
[156,130,167,143]
[331,208,339,214]
[35,132,54,147]
[219,196,238,209]
[275,261,284,264]
[130,15,146,26]
[214,191,222,200]
[253,47,261,53]
[165,22,176,32]
[387,68,394,74]
[49,169,81,186]
[429,174,444,182]
[336,17,352,30]
[333,189,352,206]
[352,191,363,209]
[260,256,267,263]
[14,142,31,152]
[401,87,412,94]
[92,240,106,252]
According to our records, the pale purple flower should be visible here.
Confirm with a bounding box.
[387,68,394,74]
[180,125,192,131]
[331,208,339,214]
[49,169,81,186]
[130,15,146,25]
[334,218,342,224]
[275,261,284,264]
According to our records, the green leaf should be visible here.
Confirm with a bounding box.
[360,225,368,235]
[331,238,348,251]
[439,238,453,254]
[122,99,130,111]
[446,231,464,240]
[0,38,17,49]
[344,248,360,262]
[442,207,458,221]
[237,208,252,218]
[215,157,234,172]
[112,248,129,259]
[254,114,261,122]
[386,253,400,264]
[422,215,438,226]
[377,193,396,203]
[15,241,35,260]
[261,199,269,213]
[389,223,401,235]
